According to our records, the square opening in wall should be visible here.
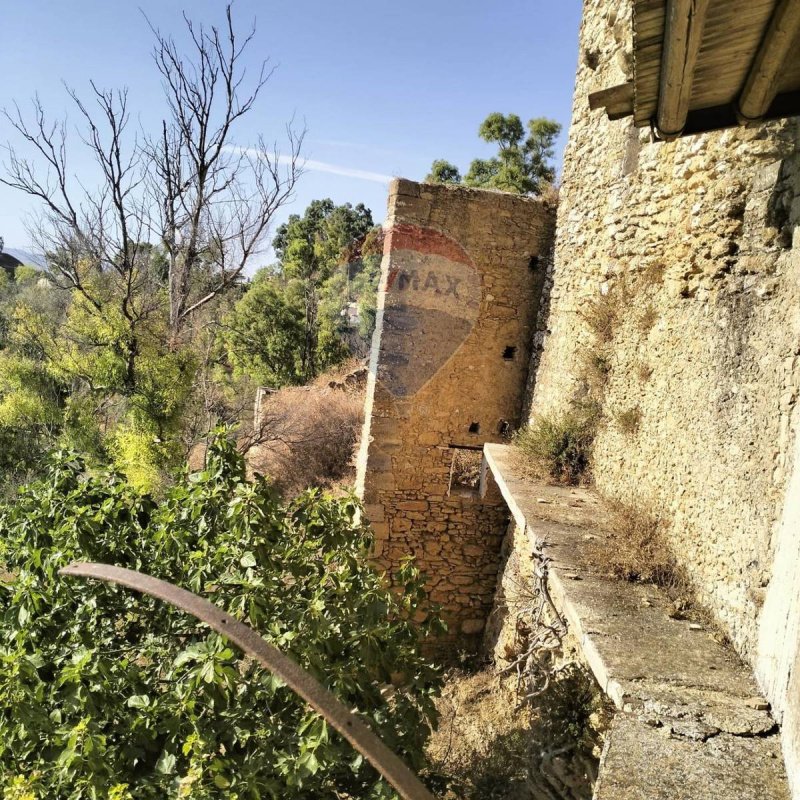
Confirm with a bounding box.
[469,421,480,434]
[502,346,516,360]
[448,447,482,497]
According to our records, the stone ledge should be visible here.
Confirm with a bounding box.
[482,442,790,799]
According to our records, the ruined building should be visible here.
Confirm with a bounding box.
[357,0,800,797]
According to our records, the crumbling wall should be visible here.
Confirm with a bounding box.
[530,0,800,791]
[356,179,554,647]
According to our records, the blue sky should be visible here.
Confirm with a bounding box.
[0,1,582,264]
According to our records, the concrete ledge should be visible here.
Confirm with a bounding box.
[483,443,790,799]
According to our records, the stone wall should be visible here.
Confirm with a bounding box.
[529,0,800,792]
[356,179,554,646]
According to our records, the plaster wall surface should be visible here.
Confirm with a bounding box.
[356,179,554,644]
[529,0,800,792]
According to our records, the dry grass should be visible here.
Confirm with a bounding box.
[638,303,658,333]
[591,501,728,634]
[635,361,653,382]
[246,372,364,496]
[579,348,612,397]
[427,665,608,799]
[514,403,600,486]
[449,449,482,493]
[316,357,368,392]
[640,259,666,288]
[580,291,619,344]
[580,278,632,345]
[615,407,641,435]
[596,502,689,596]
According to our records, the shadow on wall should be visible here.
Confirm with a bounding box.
[767,157,797,250]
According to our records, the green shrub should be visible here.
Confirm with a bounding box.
[514,407,599,485]
[0,435,442,799]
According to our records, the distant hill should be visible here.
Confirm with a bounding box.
[4,248,45,268]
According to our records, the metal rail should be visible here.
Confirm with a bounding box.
[59,562,437,800]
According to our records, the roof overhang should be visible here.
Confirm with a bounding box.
[589,0,800,140]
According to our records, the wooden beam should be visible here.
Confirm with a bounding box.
[657,0,712,140]
[588,82,635,120]
[737,0,800,123]
[654,90,800,139]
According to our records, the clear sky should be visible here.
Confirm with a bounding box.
[0,1,582,264]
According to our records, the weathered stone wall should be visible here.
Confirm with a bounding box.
[529,0,800,792]
[356,179,554,646]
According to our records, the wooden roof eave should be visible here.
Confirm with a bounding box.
[587,0,800,140]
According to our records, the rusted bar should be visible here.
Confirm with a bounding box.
[59,562,438,800]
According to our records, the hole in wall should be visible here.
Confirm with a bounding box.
[448,446,482,497]
[498,420,511,436]
[582,47,600,71]
[502,346,517,360]
[469,422,480,434]
[528,255,540,271]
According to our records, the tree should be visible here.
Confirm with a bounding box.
[425,113,561,196]
[219,271,306,388]
[424,160,461,185]
[0,434,442,799]
[2,6,301,341]
[0,5,302,486]
[268,199,376,381]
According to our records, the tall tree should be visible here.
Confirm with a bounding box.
[0,5,302,486]
[2,6,301,342]
[271,199,374,380]
[425,113,561,195]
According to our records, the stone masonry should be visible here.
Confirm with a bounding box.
[356,179,554,646]
[527,1,800,793]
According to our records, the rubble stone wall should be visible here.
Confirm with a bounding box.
[356,179,555,646]
[528,0,800,791]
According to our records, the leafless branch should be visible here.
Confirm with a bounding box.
[2,2,302,352]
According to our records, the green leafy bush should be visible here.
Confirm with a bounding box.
[0,436,442,799]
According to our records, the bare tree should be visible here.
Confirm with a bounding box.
[1,4,302,351]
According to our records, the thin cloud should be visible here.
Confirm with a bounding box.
[226,146,393,184]
[311,137,409,160]
[288,156,393,184]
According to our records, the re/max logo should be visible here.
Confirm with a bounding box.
[392,269,462,298]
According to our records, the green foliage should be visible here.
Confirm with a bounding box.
[224,200,381,387]
[13,265,40,286]
[0,435,442,798]
[424,160,462,185]
[426,114,561,196]
[0,198,381,491]
[0,246,209,489]
[465,115,561,194]
[220,273,306,388]
[514,404,599,485]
